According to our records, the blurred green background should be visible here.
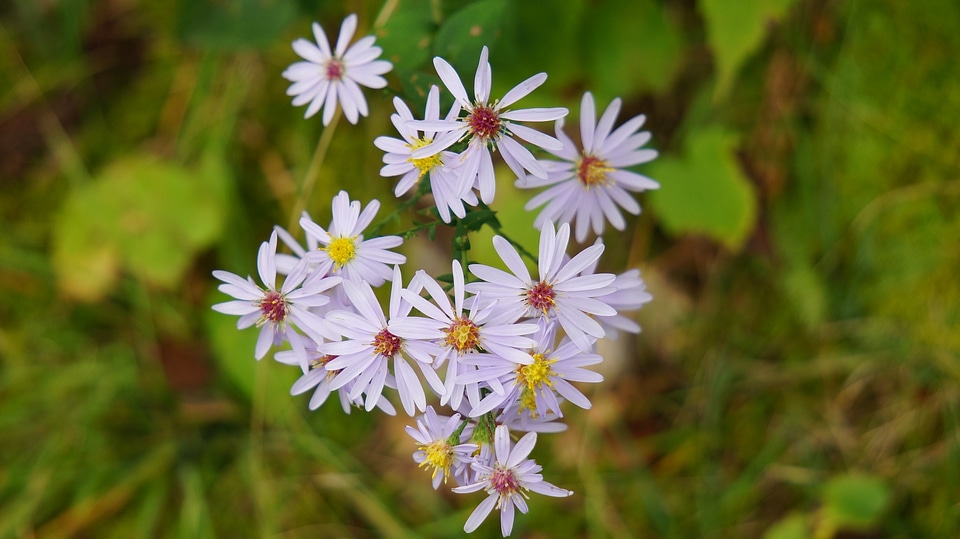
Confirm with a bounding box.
[2,0,959,537]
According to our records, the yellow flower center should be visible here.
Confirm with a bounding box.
[516,352,558,415]
[325,236,356,268]
[576,154,612,189]
[407,138,443,177]
[418,440,454,482]
[445,317,480,353]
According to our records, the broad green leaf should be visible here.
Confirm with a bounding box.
[822,474,890,529]
[178,0,297,51]
[764,513,809,539]
[700,0,796,99]
[647,128,757,249]
[377,2,435,72]
[433,0,507,73]
[583,0,683,98]
[51,185,121,301]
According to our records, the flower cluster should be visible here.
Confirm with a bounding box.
[216,13,657,537]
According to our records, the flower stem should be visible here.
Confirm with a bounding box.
[287,108,341,232]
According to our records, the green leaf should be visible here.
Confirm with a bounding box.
[433,0,507,73]
[764,513,810,539]
[178,0,297,51]
[822,473,890,529]
[583,0,683,97]
[700,0,796,99]
[377,3,435,72]
[647,128,757,249]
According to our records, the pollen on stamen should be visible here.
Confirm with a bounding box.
[325,236,357,268]
[258,290,288,324]
[467,105,502,141]
[325,59,344,81]
[406,138,443,177]
[525,281,556,316]
[373,329,402,358]
[418,440,454,481]
[444,317,480,353]
[576,154,613,189]
[489,466,521,497]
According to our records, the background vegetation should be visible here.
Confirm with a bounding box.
[2,0,958,537]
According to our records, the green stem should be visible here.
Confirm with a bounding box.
[287,108,341,231]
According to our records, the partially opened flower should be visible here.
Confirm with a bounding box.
[411,46,568,204]
[406,406,476,489]
[282,14,392,125]
[519,91,659,242]
[454,425,573,536]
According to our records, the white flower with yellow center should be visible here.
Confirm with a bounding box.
[405,406,476,489]
[519,91,660,243]
[299,190,406,287]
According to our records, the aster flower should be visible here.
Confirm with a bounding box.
[454,425,573,536]
[411,46,568,204]
[374,85,477,223]
[211,231,341,368]
[282,14,392,125]
[466,221,617,352]
[406,406,477,489]
[320,267,443,415]
[519,92,660,242]
[300,190,406,287]
[390,260,539,411]
[281,344,396,415]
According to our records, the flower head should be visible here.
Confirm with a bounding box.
[406,406,477,489]
[519,92,660,242]
[282,14,393,125]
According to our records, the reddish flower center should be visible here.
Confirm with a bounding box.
[309,354,340,376]
[525,281,556,315]
[259,290,288,323]
[373,329,402,358]
[576,154,612,188]
[325,59,345,80]
[467,105,502,140]
[490,466,520,495]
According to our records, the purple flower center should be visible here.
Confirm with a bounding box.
[467,105,502,140]
[373,328,402,358]
[525,281,556,315]
[325,59,345,81]
[576,154,611,188]
[490,466,520,495]
[259,291,288,323]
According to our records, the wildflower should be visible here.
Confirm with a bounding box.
[467,221,617,352]
[406,406,477,489]
[373,85,476,223]
[211,231,341,368]
[519,92,660,242]
[411,46,567,204]
[282,14,392,125]
[300,190,406,287]
[454,425,573,536]
[281,343,396,415]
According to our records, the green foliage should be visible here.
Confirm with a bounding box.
[647,128,757,249]
[433,0,507,72]
[178,0,298,51]
[821,474,890,531]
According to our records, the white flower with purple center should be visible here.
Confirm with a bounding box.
[519,91,660,242]
[454,425,573,536]
[390,260,539,411]
[467,221,617,352]
[320,267,443,415]
[373,85,476,223]
[211,231,341,368]
[406,406,477,489]
[300,190,406,287]
[463,321,604,418]
[282,14,392,125]
[410,46,568,204]
[280,343,396,416]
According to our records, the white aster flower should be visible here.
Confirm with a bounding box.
[454,425,573,536]
[467,221,617,352]
[406,406,477,489]
[282,14,393,125]
[211,231,341,368]
[462,321,603,418]
[321,267,443,415]
[281,342,396,415]
[411,46,568,204]
[300,190,406,287]
[374,85,476,223]
[390,260,539,411]
[520,91,660,242]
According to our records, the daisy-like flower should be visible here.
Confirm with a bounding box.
[374,85,477,223]
[519,91,660,242]
[211,231,341,367]
[391,260,539,411]
[300,190,406,287]
[411,46,568,204]
[321,267,443,415]
[282,14,392,125]
[281,344,396,415]
[463,321,604,418]
[454,425,573,536]
[467,221,617,352]
[406,406,477,489]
